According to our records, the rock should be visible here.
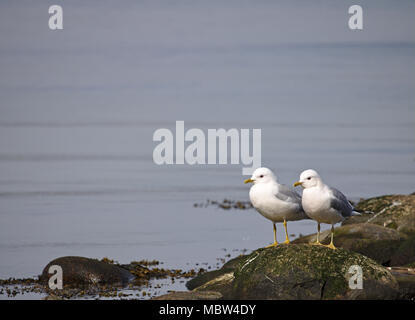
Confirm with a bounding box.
[186,254,245,291]
[343,194,415,272]
[151,291,222,300]
[185,255,246,299]
[387,267,415,300]
[43,294,63,300]
[293,223,404,266]
[347,194,415,236]
[193,272,235,298]
[185,254,249,299]
[390,234,415,267]
[39,256,134,287]
[230,245,399,300]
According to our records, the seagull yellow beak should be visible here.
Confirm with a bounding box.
[293,181,302,187]
[244,178,254,184]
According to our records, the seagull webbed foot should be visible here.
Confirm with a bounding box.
[265,242,279,248]
[325,242,337,250]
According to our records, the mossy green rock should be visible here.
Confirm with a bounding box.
[231,245,398,300]
[293,223,404,266]
[347,194,415,236]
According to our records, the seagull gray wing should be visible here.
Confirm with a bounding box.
[274,183,308,218]
[329,187,354,218]
[274,184,302,203]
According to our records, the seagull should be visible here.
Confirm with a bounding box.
[293,169,360,249]
[244,167,308,247]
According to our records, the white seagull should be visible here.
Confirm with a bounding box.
[294,169,360,249]
[244,167,308,247]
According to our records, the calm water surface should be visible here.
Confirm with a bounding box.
[0,1,414,284]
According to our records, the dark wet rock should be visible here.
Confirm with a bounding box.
[390,234,415,267]
[186,269,229,291]
[186,254,246,291]
[39,256,134,287]
[185,254,249,299]
[387,267,415,300]
[230,245,399,300]
[346,194,415,236]
[293,223,404,266]
[151,290,222,300]
[193,272,235,298]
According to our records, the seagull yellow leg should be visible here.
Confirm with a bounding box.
[266,223,278,248]
[311,222,323,246]
[282,219,290,244]
[325,225,337,250]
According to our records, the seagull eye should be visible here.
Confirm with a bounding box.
[259,175,264,178]
[307,177,311,180]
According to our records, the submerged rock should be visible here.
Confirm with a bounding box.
[230,245,398,300]
[39,256,134,287]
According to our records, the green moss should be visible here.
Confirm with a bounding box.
[345,194,415,236]
[232,244,396,299]
[356,194,414,223]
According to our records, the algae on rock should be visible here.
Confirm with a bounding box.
[230,245,398,300]
[349,194,415,235]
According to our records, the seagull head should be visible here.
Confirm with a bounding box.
[244,167,277,185]
[294,169,322,188]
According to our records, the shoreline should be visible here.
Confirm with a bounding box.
[1,192,414,300]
